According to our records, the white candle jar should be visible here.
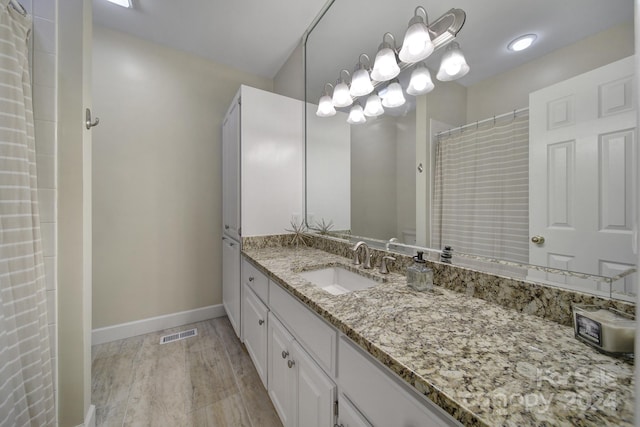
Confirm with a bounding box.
[572,305,635,356]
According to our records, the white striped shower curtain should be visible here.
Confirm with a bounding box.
[432,112,530,264]
[0,1,55,426]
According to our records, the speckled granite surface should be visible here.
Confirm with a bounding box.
[242,245,634,427]
[302,233,636,326]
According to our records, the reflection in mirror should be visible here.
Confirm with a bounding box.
[305,0,637,301]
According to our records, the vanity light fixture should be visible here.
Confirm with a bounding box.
[399,7,434,63]
[371,33,401,82]
[346,102,367,125]
[436,41,469,81]
[316,83,336,117]
[406,63,434,96]
[105,0,132,8]
[364,92,384,117]
[350,54,375,97]
[508,34,537,52]
[315,7,467,124]
[381,79,406,108]
[332,70,353,108]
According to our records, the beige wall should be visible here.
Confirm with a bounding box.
[92,26,272,329]
[273,41,305,101]
[467,21,635,121]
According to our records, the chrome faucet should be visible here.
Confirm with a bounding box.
[352,241,372,269]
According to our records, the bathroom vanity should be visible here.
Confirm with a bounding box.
[239,240,634,427]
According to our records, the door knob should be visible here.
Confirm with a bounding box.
[531,235,545,245]
[85,108,99,129]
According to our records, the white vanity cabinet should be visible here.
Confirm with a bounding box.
[338,336,462,427]
[221,237,240,336]
[242,283,268,387]
[336,394,372,427]
[268,312,337,427]
[221,85,303,339]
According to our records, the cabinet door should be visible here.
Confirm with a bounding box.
[338,393,372,427]
[222,98,240,240]
[243,284,268,388]
[222,237,241,338]
[293,340,336,427]
[268,313,296,427]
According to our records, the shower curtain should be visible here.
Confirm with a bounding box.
[432,111,530,265]
[0,2,55,426]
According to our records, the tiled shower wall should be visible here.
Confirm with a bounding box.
[23,0,58,419]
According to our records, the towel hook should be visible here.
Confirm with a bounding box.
[86,108,100,130]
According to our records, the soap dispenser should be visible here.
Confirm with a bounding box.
[407,251,434,292]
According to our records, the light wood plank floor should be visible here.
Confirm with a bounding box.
[91,316,283,427]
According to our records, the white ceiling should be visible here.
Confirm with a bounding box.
[93,0,634,87]
[92,0,329,78]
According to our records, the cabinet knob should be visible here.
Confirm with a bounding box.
[225,225,230,230]
[287,359,295,369]
[249,276,255,282]
[258,319,264,325]
[281,350,289,359]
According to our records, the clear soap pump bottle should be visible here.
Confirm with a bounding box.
[407,251,434,292]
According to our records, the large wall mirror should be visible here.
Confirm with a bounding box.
[305,0,636,301]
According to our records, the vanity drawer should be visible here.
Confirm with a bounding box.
[242,257,269,303]
[269,282,337,376]
[339,336,461,427]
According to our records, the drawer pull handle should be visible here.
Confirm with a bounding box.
[281,350,289,359]
[249,276,255,282]
[287,360,295,369]
[258,319,264,325]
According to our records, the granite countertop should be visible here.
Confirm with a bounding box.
[242,246,634,427]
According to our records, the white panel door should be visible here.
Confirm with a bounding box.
[243,284,269,388]
[222,237,241,337]
[293,340,336,427]
[268,313,296,427]
[222,96,241,240]
[529,56,636,294]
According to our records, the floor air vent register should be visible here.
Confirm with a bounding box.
[159,328,198,344]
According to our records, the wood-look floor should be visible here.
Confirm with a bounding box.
[91,317,283,427]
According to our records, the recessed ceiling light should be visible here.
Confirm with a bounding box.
[508,34,537,52]
[106,0,132,8]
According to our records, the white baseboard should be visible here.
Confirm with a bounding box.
[92,304,226,345]
[76,404,95,427]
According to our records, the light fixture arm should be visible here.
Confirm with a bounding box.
[357,53,371,70]
[339,69,351,84]
[323,82,334,96]
[410,6,428,26]
[379,32,397,52]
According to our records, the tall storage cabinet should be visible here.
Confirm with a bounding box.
[221,85,303,339]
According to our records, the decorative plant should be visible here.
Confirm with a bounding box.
[313,218,334,235]
[285,219,309,247]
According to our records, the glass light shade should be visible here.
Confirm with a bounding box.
[332,82,352,108]
[406,66,434,96]
[399,22,434,63]
[381,82,405,108]
[350,68,374,97]
[371,47,400,82]
[364,93,384,117]
[346,104,366,125]
[436,42,470,81]
[316,95,336,117]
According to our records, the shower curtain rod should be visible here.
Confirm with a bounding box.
[435,107,529,138]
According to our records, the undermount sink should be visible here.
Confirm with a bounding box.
[298,266,380,295]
